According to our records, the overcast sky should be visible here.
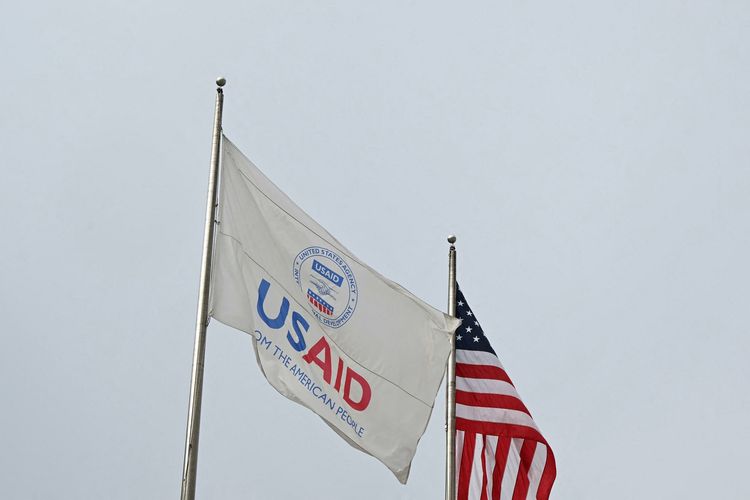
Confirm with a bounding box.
[2,1,749,499]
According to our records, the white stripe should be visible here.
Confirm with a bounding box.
[484,435,498,498]
[456,404,540,431]
[468,433,484,498]
[456,349,505,367]
[455,429,465,478]
[525,442,547,500]
[500,438,522,500]
[457,376,519,398]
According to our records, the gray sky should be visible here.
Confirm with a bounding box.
[2,1,749,499]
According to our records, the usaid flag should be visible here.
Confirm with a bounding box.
[210,136,460,483]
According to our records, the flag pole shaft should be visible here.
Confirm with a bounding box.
[180,78,226,500]
[445,235,458,500]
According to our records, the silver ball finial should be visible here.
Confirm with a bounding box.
[216,77,226,87]
[447,235,457,244]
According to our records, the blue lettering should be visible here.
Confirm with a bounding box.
[287,311,308,352]
[259,335,272,350]
[257,279,289,329]
[290,364,305,379]
[253,330,272,350]
[312,259,343,287]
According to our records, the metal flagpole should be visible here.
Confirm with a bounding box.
[445,235,458,500]
[180,77,226,500]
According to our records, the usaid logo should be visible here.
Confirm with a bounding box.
[292,246,358,329]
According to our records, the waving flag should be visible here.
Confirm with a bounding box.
[454,287,556,499]
[209,135,460,483]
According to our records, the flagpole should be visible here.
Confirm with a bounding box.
[445,235,458,500]
[180,77,226,500]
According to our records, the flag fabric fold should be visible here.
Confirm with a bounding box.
[454,286,556,499]
[209,135,460,483]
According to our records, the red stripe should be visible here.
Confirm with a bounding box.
[457,431,475,500]
[456,390,531,415]
[480,436,488,500]
[511,440,537,500]
[536,448,557,500]
[492,436,511,500]
[456,364,514,385]
[455,418,549,447]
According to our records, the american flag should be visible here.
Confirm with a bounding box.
[454,286,556,500]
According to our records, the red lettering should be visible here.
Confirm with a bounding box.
[302,337,332,384]
[333,358,344,392]
[343,367,372,411]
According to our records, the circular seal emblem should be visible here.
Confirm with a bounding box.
[292,246,358,329]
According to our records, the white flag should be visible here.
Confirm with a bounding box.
[210,135,460,483]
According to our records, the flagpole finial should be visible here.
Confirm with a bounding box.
[216,77,226,88]
[447,235,457,245]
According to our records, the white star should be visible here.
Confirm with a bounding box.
[474,321,479,326]
[458,301,464,306]
[473,336,480,342]
[465,326,472,333]
[457,334,462,341]
[466,311,473,317]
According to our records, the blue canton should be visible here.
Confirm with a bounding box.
[455,285,496,355]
